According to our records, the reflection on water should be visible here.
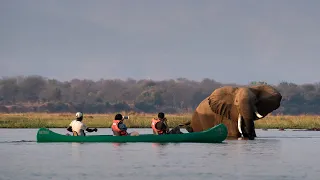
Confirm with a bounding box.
[151,142,169,150]
[71,142,82,161]
[151,143,170,157]
[112,142,128,148]
[0,128,320,180]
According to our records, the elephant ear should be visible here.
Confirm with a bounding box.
[208,92,234,120]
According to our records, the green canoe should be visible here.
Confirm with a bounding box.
[36,124,228,143]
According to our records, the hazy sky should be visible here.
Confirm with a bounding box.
[1,0,319,85]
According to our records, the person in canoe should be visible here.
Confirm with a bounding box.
[111,113,139,136]
[151,112,183,135]
[151,112,169,135]
[66,112,98,136]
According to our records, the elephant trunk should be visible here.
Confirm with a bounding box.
[239,100,256,140]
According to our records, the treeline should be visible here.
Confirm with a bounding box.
[0,75,319,115]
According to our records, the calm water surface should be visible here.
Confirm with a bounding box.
[1,128,320,180]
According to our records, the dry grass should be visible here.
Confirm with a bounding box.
[254,115,320,129]
[0,112,189,128]
[0,112,320,129]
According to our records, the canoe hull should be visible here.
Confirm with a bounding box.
[36,124,228,143]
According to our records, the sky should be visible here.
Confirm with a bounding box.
[1,0,320,85]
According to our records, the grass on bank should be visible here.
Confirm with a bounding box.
[0,113,320,129]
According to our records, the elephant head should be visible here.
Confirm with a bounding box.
[208,84,282,140]
[248,85,282,119]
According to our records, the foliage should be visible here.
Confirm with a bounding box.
[0,75,319,115]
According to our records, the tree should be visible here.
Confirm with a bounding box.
[0,78,19,103]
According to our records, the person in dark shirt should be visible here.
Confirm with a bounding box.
[151,112,169,135]
[151,112,183,135]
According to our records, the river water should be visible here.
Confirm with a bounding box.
[0,128,320,180]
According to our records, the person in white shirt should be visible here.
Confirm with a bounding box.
[67,112,97,136]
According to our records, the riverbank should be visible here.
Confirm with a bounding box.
[0,113,320,129]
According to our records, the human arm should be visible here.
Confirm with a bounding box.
[118,123,127,131]
[67,121,73,132]
[67,126,72,132]
[81,123,97,132]
[155,121,168,132]
[86,128,98,132]
[163,118,170,132]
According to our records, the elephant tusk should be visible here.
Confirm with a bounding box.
[238,114,243,137]
[255,111,263,118]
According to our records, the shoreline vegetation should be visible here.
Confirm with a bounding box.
[1,76,319,116]
[0,113,320,129]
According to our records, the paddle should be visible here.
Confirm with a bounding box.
[84,128,98,134]
[66,128,98,136]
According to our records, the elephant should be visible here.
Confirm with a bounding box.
[180,84,282,140]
